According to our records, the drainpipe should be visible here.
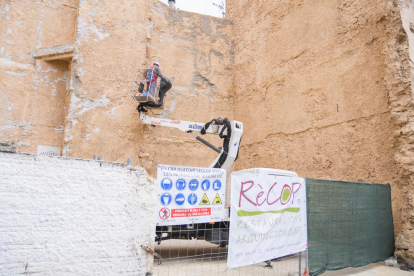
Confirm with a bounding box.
[168,0,175,8]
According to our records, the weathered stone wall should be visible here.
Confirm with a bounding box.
[390,0,414,264]
[0,1,76,153]
[227,0,414,263]
[227,0,398,181]
[64,1,235,175]
[0,151,157,275]
[227,0,403,230]
[2,0,414,264]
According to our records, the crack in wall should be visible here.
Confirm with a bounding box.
[36,9,45,49]
[242,111,393,147]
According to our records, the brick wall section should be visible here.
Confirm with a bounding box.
[0,152,157,275]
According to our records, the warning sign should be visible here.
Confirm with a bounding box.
[159,207,170,220]
[156,164,226,226]
[172,208,211,218]
[200,193,210,205]
[212,193,222,205]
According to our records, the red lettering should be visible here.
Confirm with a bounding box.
[267,182,281,205]
[256,191,265,206]
[239,181,257,207]
[238,180,302,207]
[171,208,211,217]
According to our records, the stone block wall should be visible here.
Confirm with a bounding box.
[227,0,414,263]
[227,0,398,186]
[1,0,414,265]
[64,1,235,175]
[391,0,414,264]
[0,1,237,175]
[0,152,157,275]
[0,1,76,153]
[227,0,405,232]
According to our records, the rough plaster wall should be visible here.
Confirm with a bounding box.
[1,59,70,152]
[0,0,77,64]
[0,1,76,153]
[0,152,157,275]
[64,0,235,176]
[2,0,412,263]
[389,0,414,264]
[227,0,401,229]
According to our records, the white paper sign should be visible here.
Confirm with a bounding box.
[37,145,61,156]
[156,164,226,226]
[227,172,307,269]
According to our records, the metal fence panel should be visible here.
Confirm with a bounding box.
[147,178,394,276]
[152,223,308,276]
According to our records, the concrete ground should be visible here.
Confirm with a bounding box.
[322,262,412,276]
[152,239,411,276]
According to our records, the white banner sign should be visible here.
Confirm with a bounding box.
[227,172,307,269]
[156,164,227,226]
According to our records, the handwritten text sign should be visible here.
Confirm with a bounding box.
[227,172,307,269]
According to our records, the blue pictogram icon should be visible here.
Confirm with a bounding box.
[189,179,199,191]
[160,193,172,206]
[176,179,186,190]
[160,178,173,191]
[188,193,197,205]
[201,179,210,191]
[175,193,185,205]
[213,180,222,191]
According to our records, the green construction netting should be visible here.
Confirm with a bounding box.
[306,178,395,276]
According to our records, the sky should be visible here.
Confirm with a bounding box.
[158,0,226,18]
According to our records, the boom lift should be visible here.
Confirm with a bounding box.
[132,70,243,170]
[132,70,243,246]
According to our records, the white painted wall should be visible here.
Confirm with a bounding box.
[0,152,157,275]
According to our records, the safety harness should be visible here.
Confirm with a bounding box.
[146,65,158,86]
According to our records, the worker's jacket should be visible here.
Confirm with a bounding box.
[146,65,162,85]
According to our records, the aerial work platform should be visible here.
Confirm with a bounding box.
[131,70,243,171]
[132,92,158,105]
[131,68,161,106]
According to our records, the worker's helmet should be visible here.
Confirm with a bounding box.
[153,62,160,67]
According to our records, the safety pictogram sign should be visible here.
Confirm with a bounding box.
[156,164,226,226]
[160,193,172,206]
[200,193,210,205]
[161,178,173,190]
[188,193,197,205]
[212,193,222,205]
[189,179,199,191]
[201,179,210,191]
[213,180,222,191]
[159,207,170,220]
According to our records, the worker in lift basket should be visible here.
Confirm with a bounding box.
[146,62,163,97]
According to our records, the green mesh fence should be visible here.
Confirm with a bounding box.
[306,178,395,276]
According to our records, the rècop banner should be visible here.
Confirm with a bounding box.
[227,172,307,269]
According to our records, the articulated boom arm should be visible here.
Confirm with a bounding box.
[139,112,243,171]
